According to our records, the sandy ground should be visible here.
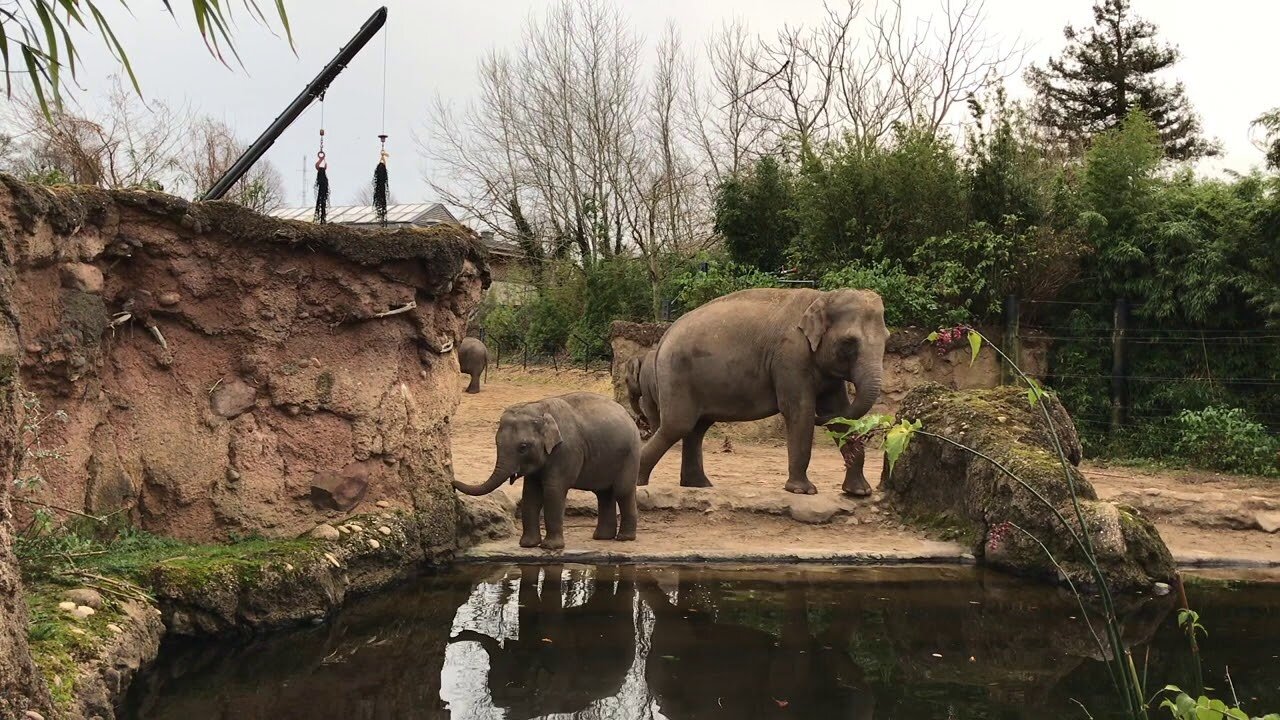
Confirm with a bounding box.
[452,366,1280,568]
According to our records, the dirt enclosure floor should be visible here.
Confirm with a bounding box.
[451,366,1280,571]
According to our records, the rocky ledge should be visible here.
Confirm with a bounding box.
[884,383,1176,592]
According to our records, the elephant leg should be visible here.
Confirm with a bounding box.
[593,488,617,540]
[679,419,714,488]
[466,372,481,393]
[541,483,567,550]
[841,444,872,497]
[519,479,543,548]
[639,414,693,486]
[615,455,638,541]
[781,399,818,495]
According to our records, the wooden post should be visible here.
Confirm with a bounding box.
[1001,294,1020,385]
[1110,298,1130,434]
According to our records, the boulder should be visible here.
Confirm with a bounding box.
[456,489,516,547]
[59,262,103,293]
[310,462,374,512]
[883,383,1174,591]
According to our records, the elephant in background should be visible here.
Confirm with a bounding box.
[458,337,488,393]
[623,349,659,438]
[449,565,637,720]
[639,572,874,719]
[451,392,640,549]
[638,287,888,496]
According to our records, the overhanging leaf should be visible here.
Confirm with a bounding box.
[967,329,981,366]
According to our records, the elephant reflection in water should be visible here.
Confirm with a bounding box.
[640,573,876,719]
[449,564,637,720]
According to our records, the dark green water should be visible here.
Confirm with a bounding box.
[122,564,1280,720]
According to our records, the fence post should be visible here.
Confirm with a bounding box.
[523,345,528,370]
[1001,294,1020,386]
[1110,298,1130,435]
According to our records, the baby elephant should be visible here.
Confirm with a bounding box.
[458,337,488,393]
[452,392,640,549]
[622,350,659,437]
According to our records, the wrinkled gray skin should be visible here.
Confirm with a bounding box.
[458,337,488,393]
[638,288,888,496]
[623,350,659,438]
[453,392,640,549]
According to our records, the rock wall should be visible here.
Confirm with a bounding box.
[1,219,54,719]
[609,321,1050,435]
[0,176,489,551]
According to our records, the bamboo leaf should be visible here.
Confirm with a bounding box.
[967,329,981,366]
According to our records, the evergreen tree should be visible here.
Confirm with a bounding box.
[1026,0,1215,160]
[713,156,796,272]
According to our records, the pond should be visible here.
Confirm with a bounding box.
[123,564,1280,720]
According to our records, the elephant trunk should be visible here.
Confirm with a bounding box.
[846,360,883,419]
[452,464,516,496]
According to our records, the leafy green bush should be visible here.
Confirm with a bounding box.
[818,261,962,328]
[670,255,779,312]
[1173,406,1279,476]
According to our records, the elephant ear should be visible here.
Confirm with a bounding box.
[625,356,642,392]
[799,295,829,352]
[540,413,563,454]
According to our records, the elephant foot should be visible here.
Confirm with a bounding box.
[679,474,714,488]
[841,479,873,497]
[593,527,618,540]
[465,387,480,394]
[519,534,541,548]
[540,536,565,550]
[784,478,819,495]
[615,530,636,542]
[637,476,650,486]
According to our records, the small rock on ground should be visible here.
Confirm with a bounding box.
[1256,511,1280,534]
[71,606,95,620]
[789,496,843,524]
[64,587,104,609]
[376,500,391,508]
[309,524,341,541]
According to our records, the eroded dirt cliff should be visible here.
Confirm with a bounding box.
[0,176,489,549]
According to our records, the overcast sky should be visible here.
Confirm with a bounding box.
[46,1,1280,211]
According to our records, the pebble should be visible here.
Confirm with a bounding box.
[377,526,391,536]
[367,539,381,550]
[309,524,341,541]
[283,563,295,572]
[157,291,181,306]
[67,627,85,635]
[24,711,45,720]
[376,500,391,508]
[1153,582,1171,596]
[323,552,342,568]
[107,623,123,635]
[70,606,94,620]
[346,523,364,533]
[844,517,861,526]
[337,525,352,535]
[58,601,77,612]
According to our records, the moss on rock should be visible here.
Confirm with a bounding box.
[883,383,1174,591]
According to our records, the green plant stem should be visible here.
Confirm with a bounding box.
[1176,575,1204,697]
[968,329,1140,715]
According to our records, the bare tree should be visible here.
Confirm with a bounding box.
[685,18,772,186]
[868,0,1023,136]
[180,117,285,212]
[1,77,187,190]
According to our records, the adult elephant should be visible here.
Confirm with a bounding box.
[638,288,887,496]
[458,337,488,393]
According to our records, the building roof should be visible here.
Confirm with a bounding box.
[267,202,460,226]
[266,202,523,260]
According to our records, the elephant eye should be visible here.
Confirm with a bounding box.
[518,442,531,453]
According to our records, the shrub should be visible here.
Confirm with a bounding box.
[1173,406,1279,476]
[670,255,780,312]
[818,261,963,328]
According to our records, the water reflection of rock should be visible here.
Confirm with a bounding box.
[125,564,1181,720]
[448,564,637,720]
[124,571,476,719]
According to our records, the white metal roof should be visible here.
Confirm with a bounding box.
[267,203,457,226]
